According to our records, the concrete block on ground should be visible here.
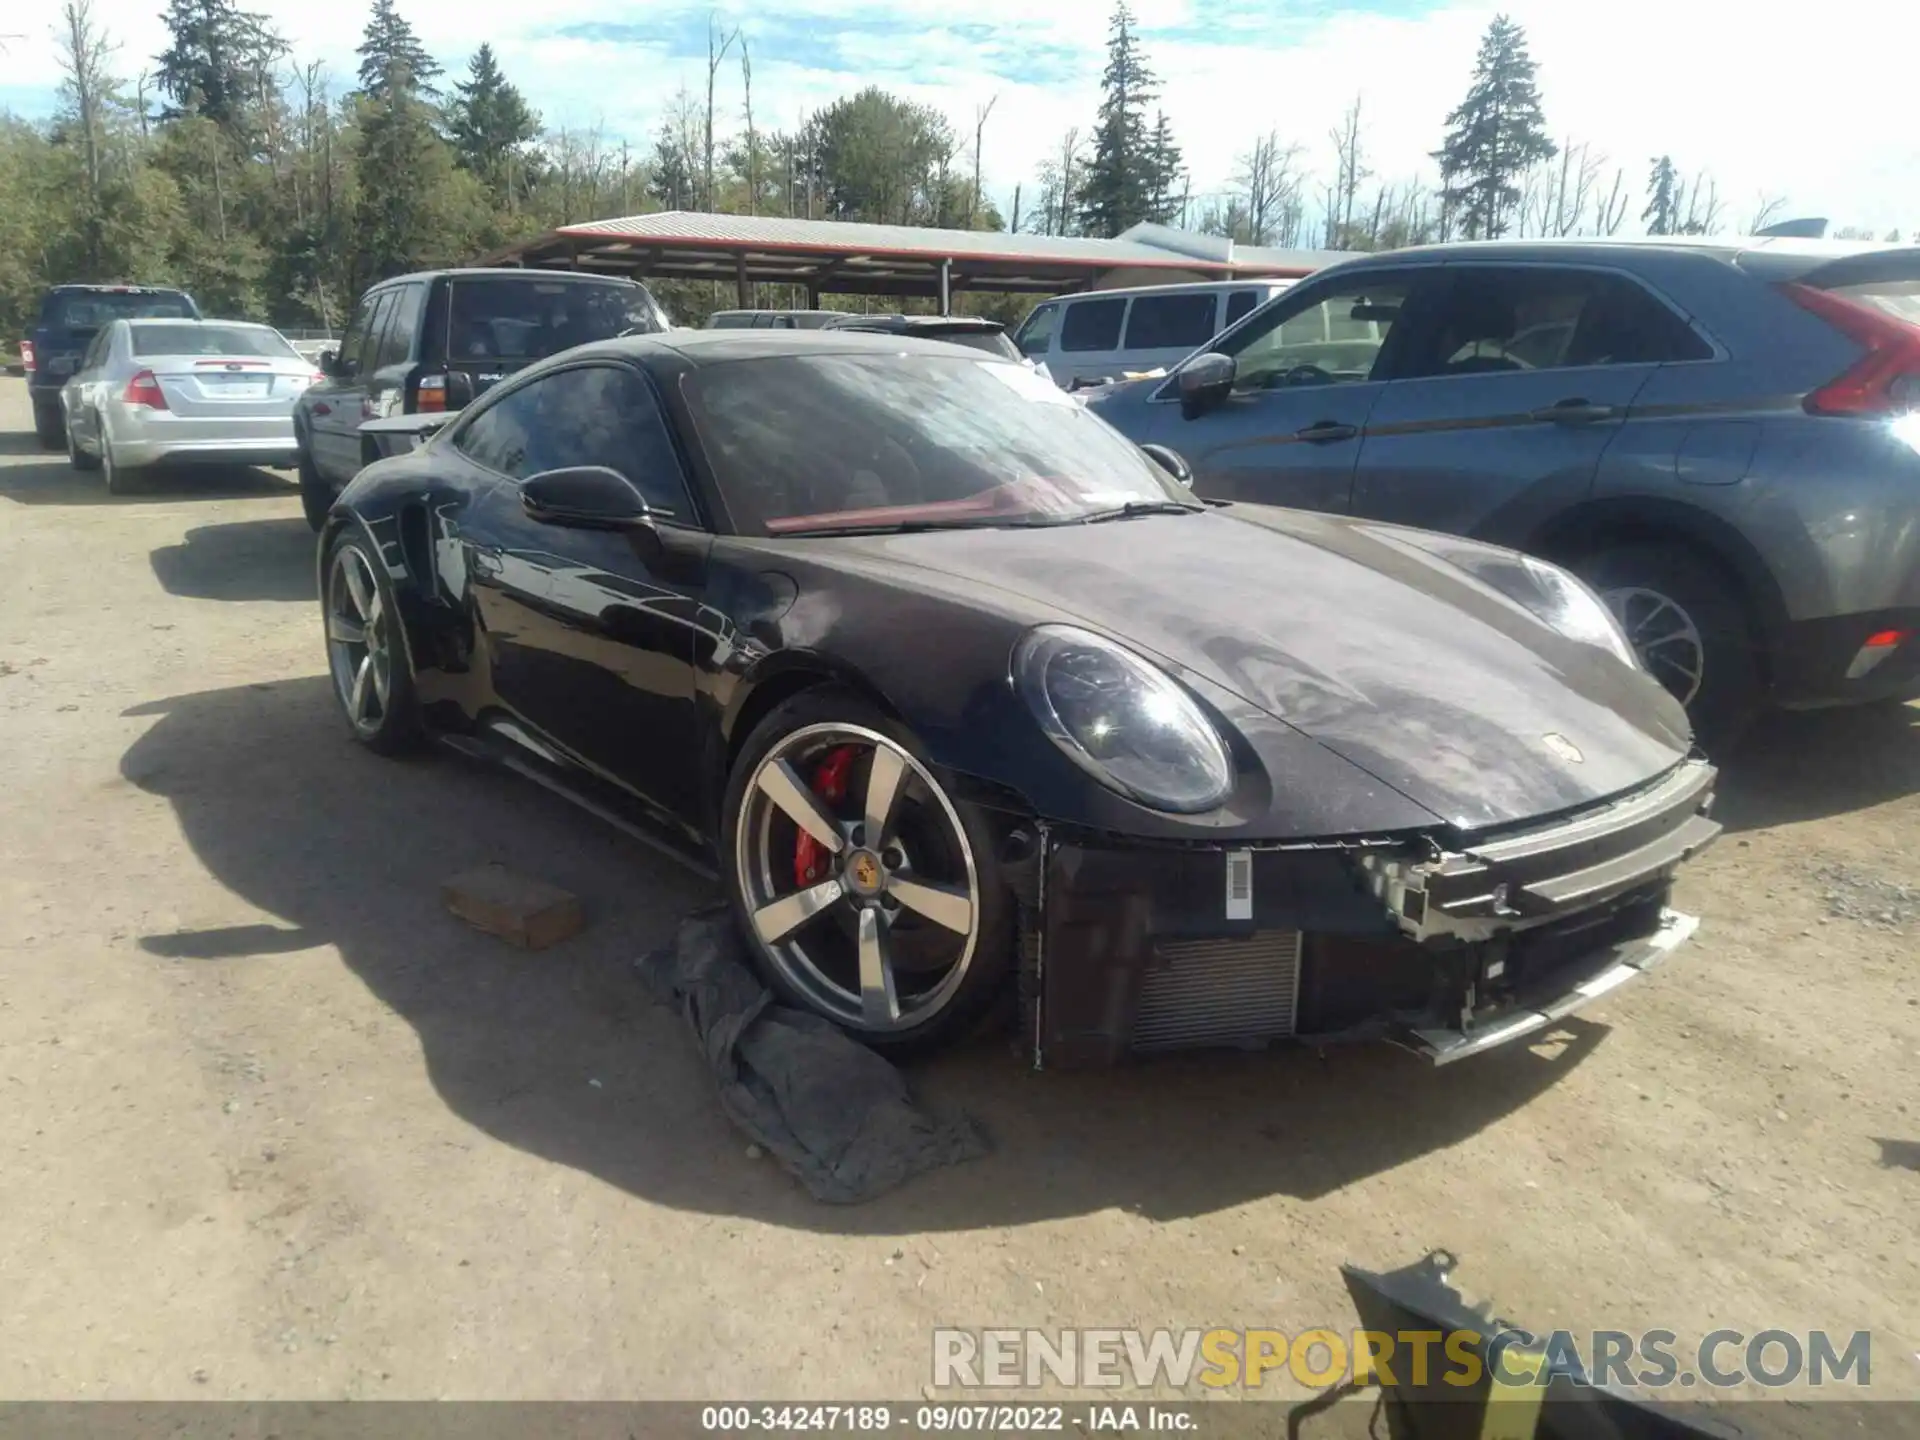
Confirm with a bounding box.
[441,863,583,950]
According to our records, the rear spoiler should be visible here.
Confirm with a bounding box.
[358,411,454,461]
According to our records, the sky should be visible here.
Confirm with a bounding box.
[3,0,1916,241]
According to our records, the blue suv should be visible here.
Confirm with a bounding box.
[24,284,200,447]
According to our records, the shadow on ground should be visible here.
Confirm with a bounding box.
[0,452,292,506]
[150,517,319,602]
[0,428,52,457]
[1711,701,1920,832]
[121,677,1608,1233]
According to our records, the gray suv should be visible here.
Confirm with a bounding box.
[1087,238,1920,742]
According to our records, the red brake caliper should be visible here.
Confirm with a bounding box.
[793,745,859,887]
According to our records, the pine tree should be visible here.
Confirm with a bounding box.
[1434,15,1555,239]
[1144,110,1185,225]
[154,0,283,137]
[349,84,458,287]
[1643,155,1679,235]
[1078,2,1160,238]
[447,44,538,204]
[356,0,440,100]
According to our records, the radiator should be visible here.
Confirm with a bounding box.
[1131,931,1303,1053]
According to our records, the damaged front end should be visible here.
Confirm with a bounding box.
[1011,758,1720,1070]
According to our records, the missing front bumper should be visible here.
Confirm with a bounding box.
[1024,761,1718,1070]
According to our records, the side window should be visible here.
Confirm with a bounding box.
[377,283,424,368]
[1013,302,1059,358]
[1060,297,1126,353]
[354,291,395,377]
[82,327,113,371]
[1123,292,1219,350]
[335,293,377,377]
[523,366,693,515]
[454,366,693,515]
[452,380,546,479]
[1224,289,1261,327]
[1220,274,1415,390]
[1401,268,1714,379]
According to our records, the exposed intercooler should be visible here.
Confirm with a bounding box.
[1131,931,1302,1053]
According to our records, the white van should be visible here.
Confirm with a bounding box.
[1013,279,1296,390]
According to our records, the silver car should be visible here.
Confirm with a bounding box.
[60,318,317,493]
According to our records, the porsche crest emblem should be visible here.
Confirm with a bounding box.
[847,850,882,893]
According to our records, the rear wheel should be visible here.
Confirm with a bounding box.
[322,529,423,755]
[66,414,99,472]
[722,688,1014,1056]
[298,444,331,533]
[33,401,64,449]
[1573,542,1761,750]
[100,434,136,496]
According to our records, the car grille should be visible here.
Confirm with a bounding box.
[1132,931,1302,1052]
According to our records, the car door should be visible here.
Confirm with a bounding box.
[1351,265,1706,546]
[447,362,711,832]
[1159,267,1437,515]
[1013,301,1062,383]
[66,325,116,448]
[364,280,425,423]
[306,289,387,485]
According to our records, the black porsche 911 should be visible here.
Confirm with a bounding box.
[317,329,1720,1066]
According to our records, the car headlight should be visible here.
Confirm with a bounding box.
[1013,625,1233,813]
[1475,553,1640,670]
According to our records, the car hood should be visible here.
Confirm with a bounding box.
[816,506,1693,832]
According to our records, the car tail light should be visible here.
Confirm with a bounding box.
[416,373,447,412]
[123,369,168,409]
[20,340,34,373]
[1780,282,1920,416]
[1845,627,1910,681]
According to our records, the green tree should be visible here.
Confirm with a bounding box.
[1643,155,1679,235]
[1144,109,1184,225]
[347,83,476,290]
[805,87,956,226]
[447,44,538,206]
[153,0,284,141]
[356,0,440,100]
[1079,2,1161,237]
[1434,14,1555,239]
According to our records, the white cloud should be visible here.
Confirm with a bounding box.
[4,0,1915,237]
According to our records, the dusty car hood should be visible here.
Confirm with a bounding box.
[821,506,1693,831]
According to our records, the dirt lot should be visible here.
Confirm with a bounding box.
[0,374,1915,1405]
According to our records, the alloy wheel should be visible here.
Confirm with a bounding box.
[326,544,394,733]
[1601,585,1706,707]
[735,722,980,1034]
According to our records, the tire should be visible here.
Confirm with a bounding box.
[722,687,1014,1056]
[321,527,424,755]
[1572,542,1762,751]
[66,415,100,472]
[298,443,331,533]
[100,434,136,496]
[33,401,64,449]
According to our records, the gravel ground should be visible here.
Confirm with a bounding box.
[0,376,1915,1407]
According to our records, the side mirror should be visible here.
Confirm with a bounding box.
[317,348,339,376]
[1177,352,1236,418]
[521,466,667,531]
[445,371,475,408]
[1139,443,1193,487]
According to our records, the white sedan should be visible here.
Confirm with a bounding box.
[60,318,320,493]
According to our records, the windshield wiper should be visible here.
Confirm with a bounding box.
[772,516,1066,538]
[1079,500,1206,525]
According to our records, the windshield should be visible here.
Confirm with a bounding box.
[131,323,299,359]
[681,354,1192,535]
[935,329,1024,362]
[447,279,663,362]
[44,291,193,329]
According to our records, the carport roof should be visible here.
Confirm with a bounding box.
[476,211,1344,297]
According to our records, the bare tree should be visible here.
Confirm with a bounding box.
[703,13,740,211]
[1034,127,1085,236]
[1518,137,1612,238]
[1327,94,1371,247]
[56,0,117,214]
[740,36,757,215]
[1235,130,1305,246]
[1590,167,1629,235]
[968,94,998,228]
[1673,169,1724,235]
[1747,194,1788,234]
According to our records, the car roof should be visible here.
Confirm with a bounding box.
[1055,278,1296,302]
[121,316,271,327]
[828,314,1005,332]
[368,267,646,288]
[573,328,1017,367]
[47,282,191,294]
[1325,235,1917,271]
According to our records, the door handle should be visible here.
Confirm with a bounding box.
[1294,421,1359,443]
[1530,399,1619,425]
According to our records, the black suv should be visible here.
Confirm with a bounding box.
[23,284,200,446]
[294,268,669,529]
[821,313,1025,362]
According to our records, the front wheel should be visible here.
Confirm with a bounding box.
[1573,542,1761,750]
[322,528,423,755]
[721,688,1014,1056]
